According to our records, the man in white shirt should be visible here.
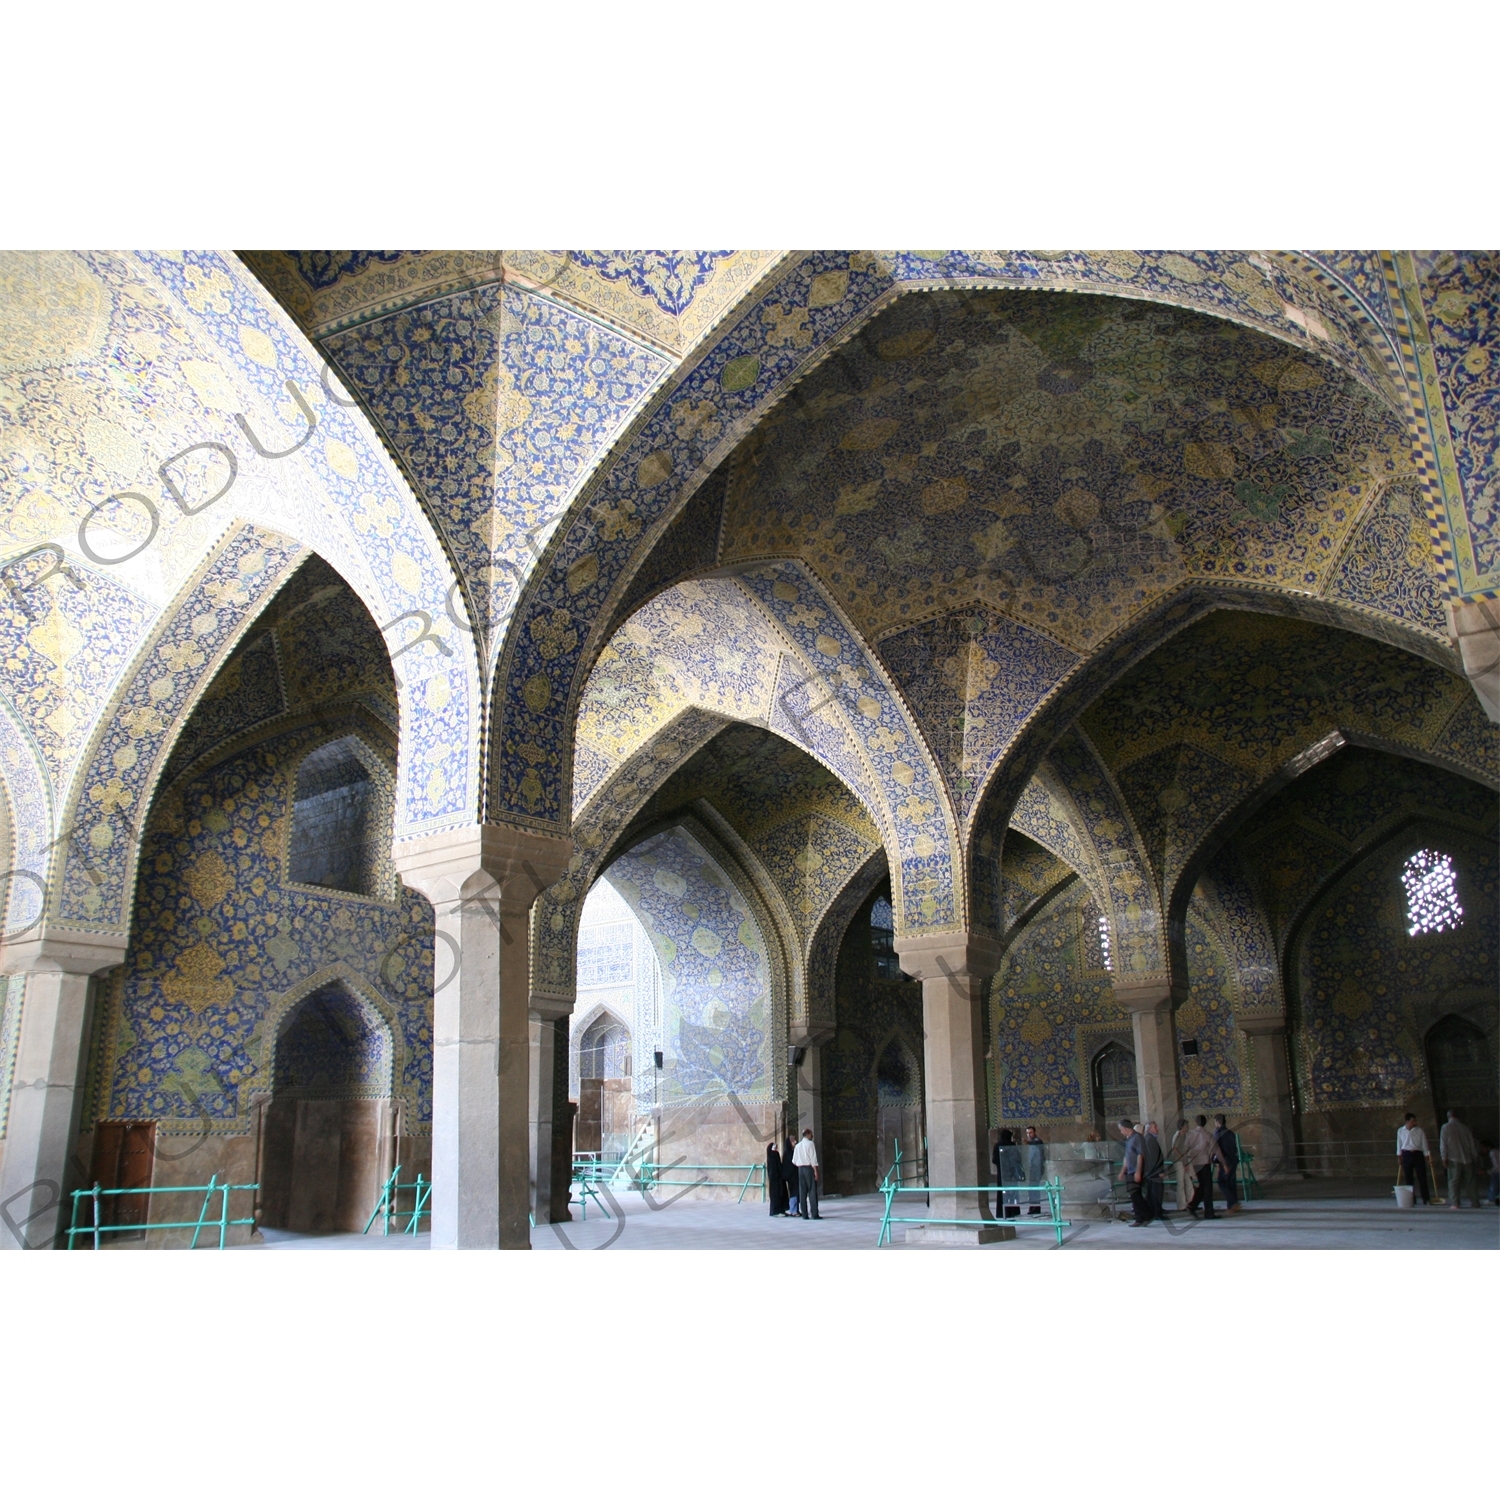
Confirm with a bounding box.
[791,1128,822,1220]
[1396,1113,1433,1204]
[1439,1110,1483,1209]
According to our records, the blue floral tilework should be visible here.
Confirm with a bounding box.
[605,823,772,1102]
[57,525,304,930]
[132,251,479,837]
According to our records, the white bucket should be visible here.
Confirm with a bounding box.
[1394,1184,1415,1209]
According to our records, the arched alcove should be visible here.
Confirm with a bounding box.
[1092,1041,1139,1134]
[259,983,393,1234]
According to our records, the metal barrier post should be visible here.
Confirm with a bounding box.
[408,1174,430,1235]
[363,1167,395,1235]
[189,1174,218,1250]
[92,1183,102,1253]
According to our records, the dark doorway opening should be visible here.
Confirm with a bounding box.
[1426,1013,1498,1150]
[875,1035,924,1186]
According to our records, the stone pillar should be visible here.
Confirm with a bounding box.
[1112,978,1184,1139]
[790,1026,831,1149]
[894,933,1011,1244]
[0,929,129,1250]
[1447,598,1500,723]
[528,995,573,1224]
[394,824,570,1250]
[1238,1014,1297,1177]
[551,1047,575,1221]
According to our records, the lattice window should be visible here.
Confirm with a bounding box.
[1401,850,1463,936]
[1098,914,1113,972]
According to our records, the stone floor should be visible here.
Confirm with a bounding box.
[242,1183,1500,1250]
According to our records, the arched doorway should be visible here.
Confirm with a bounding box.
[259,984,393,1233]
[576,1011,633,1163]
[1092,1041,1138,1134]
[1426,1014,1498,1149]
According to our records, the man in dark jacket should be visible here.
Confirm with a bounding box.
[1143,1122,1169,1222]
[1213,1114,1242,1214]
[1117,1119,1150,1226]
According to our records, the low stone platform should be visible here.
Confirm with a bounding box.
[232,1187,1498,1251]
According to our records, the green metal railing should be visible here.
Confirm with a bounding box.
[67,1174,258,1250]
[570,1157,616,1220]
[570,1154,767,1208]
[1238,1148,1258,1202]
[363,1167,432,1235]
[636,1161,765,1203]
[878,1178,1071,1249]
[879,1138,928,1193]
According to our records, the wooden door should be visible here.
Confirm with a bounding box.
[877,1104,923,1184]
[600,1078,633,1161]
[577,1079,604,1154]
[88,1121,155,1241]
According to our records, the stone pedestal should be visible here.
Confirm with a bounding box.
[893,932,1004,1244]
[394,824,570,1250]
[1111,977,1184,1138]
[0,928,129,1250]
[1447,597,1500,723]
[903,1222,1015,1245]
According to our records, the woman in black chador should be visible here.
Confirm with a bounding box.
[766,1140,789,1215]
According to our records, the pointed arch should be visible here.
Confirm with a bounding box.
[564,567,958,936]
[601,813,791,1106]
[1034,728,1168,982]
[254,964,401,1109]
[804,848,889,1038]
[0,250,482,946]
[489,250,1440,844]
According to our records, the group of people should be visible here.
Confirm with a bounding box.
[1395,1109,1498,1208]
[990,1126,1049,1218]
[766,1130,823,1220]
[761,1108,1500,1228]
[1117,1114,1242,1227]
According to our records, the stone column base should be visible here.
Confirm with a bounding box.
[903,1222,1016,1245]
